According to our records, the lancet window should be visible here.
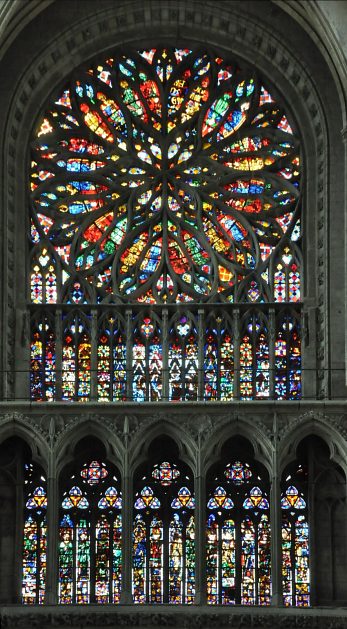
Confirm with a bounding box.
[22,463,47,604]
[133,459,195,604]
[206,456,271,605]
[58,459,122,604]
[281,464,309,607]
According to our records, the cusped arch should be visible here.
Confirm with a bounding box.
[55,417,124,477]
[201,415,273,477]
[279,413,347,476]
[2,0,334,400]
[0,416,49,470]
[130,417,197,475]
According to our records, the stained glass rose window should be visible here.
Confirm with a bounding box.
[30,47,301,305]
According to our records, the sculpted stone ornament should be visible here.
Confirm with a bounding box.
[2,610,347,628]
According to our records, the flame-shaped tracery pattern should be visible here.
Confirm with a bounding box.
[30,47,301,305]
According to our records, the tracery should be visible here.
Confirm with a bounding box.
[206,459,271,605]
[29,46,302,402]
[281,465,310,607]
[58,459,122,604]
[30,47,301,305]
[22,463,47,604]
[133,459,195,604]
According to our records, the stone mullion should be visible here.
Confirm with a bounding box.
[55,308,62,401]
[45,459,59,604]
[198,309,204,401]
[182,519,187,603]
[269,307,276,399]
[162,308,169,402]
[270,413,282,606]
[344,126,347,391]
[233,308,240,399]
[308,442,316,606]
[14,449,25,604]
[120,426,133,604]
[125,309,133,402]
[90,509,97,604]
[90,309,98,401]
[194,444,206,605]
[163,512,169,603]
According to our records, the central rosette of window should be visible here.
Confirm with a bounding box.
[31,48,300,305]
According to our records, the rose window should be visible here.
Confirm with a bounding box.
[30,47,301,305]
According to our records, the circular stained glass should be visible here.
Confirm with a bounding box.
[30,47,301,304]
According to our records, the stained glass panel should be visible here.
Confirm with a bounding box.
[221,519,236,604]
[206,514,218,605]
[59,514,74,604]
[133,459,195,604]
[169,514,183,603]
[30,315,55,402]
[98,315,127,401]
[281,483,309,607]
[22,466,47,605]
[275,313,301,400]
[31,48,301,305]
[59,460,121,604]
[133,514,146,604]
[258,515,271,605]
[185,515,195,604]
[76,518,90,603]
[149,516,163,603]
[62,315,91,402]
[30,46,302,405]
[207,460,270,606]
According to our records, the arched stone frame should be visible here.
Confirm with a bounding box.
[54,426,124,606]
[278,415,347,607]
[130,426,196,605]
[0,423,49,605]
[0,0,343,403]
[201,423,273,606]
[278,413,347,477]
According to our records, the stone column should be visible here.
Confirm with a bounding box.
[120,418,133,604]
[125,309,133,402]
[162,308,169,402]
[343,126,347,389]
[13,448,24,603]
[308,441,316,606]
[198,309,204,401]
[270,413,283,606]
[90,308,98,401]
[233,308,240,399]
[194,434,206,605]
[45,442,58,604]
[269,307,275,399]
[55,308,62,400]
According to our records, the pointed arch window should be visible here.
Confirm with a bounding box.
[30,312,56,401]
[206,460,271,605]
[29,46,303,403]
[22,463,47,604]
[275,310,301,399]
[204,312,234,400]
[240,311,270,399]
[168,313,199,401]
[62,311,91,402]
[133,460,195,604]
[58,459,122,604]
[97,312,127,401]
[281,465,309,607]
[133,313,163,402]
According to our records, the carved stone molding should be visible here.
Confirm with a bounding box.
[2,609,347,628]
[2,0,329,401]
[279,410,347,442]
